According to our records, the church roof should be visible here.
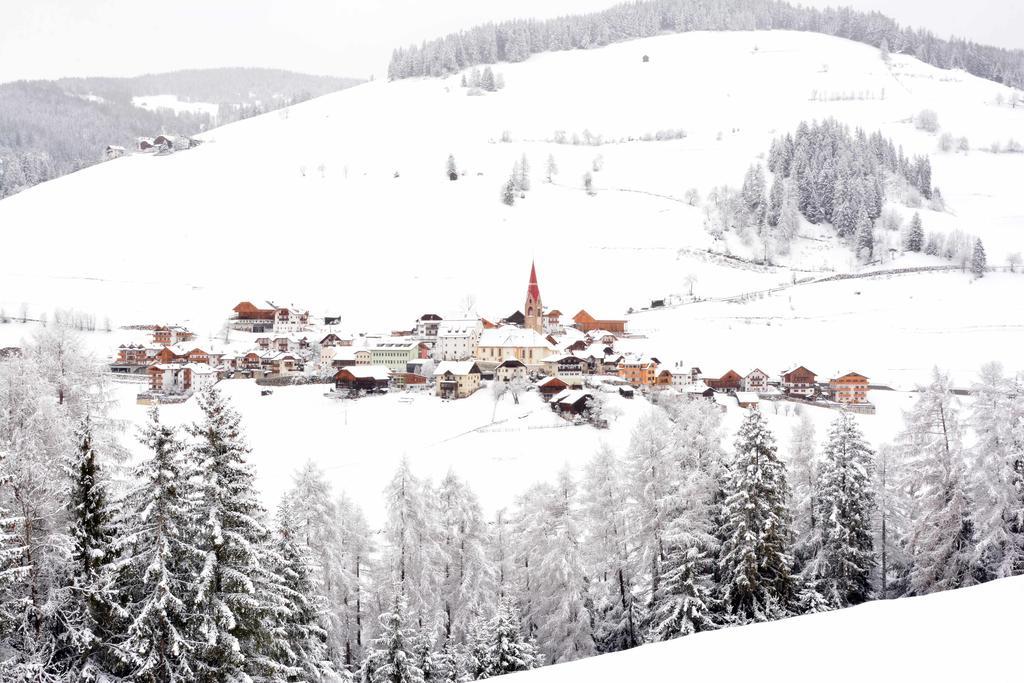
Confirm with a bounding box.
[527,261,541,301]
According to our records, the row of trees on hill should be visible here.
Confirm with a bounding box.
[387,0,1024,89]
[710,119,936,262]
[3,328,1023,679]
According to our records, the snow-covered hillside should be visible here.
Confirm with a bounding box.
[2,30,1023,383]
[504,576,1024,682]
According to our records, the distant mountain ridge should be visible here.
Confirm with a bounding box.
[0,67,362,199]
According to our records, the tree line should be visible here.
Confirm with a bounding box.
[387,0,1024,90]
[2,328,1022,680]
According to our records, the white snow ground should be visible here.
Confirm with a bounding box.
[502,575,1024,682]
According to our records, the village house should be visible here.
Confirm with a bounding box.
[147,363,217,396]
[231,301,277,332]
[105,144,126,160]
[114,344,150,366]
[782,366,818,398]
[392,372,429,389]
[415,313,443,341]
[261,352,301,375]
[334,366,391,394]
[617,355,659,387]
[736,392,761,409]
[273,306,311,334]
[540,353,588,383]
[550,389,595,418]
[681,382,717,400]
[327,347,359,370]
[434,361,482,399]
[152,325,195,347]
[830,372,870,404]
[543,310,564,335]
[572,309,627,334]
[705,369,743,392]
[371,339,430,372]
[436,319,483,361]
[655,369,675,389]
[475,326,554,368]
[742,368,771,393]
[495,357,528,384]
[536,376,569,400]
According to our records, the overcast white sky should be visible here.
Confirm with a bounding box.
[0,0,1020,83]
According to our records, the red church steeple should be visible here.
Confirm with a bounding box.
[524,260,543,333]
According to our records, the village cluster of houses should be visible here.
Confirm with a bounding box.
[110,265,872,416]
[104,134,199,161]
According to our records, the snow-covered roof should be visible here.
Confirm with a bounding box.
[339,365,391,381]
[478,326,554,349]
[551,389,593,405]
[438,319,482,337]
[434,361,480,377]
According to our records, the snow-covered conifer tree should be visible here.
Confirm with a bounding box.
[898,370,980,594]
[479,597,540,677]
[110,408,201,680]
[905,212,925,252]
[545,154,558,183]
[718,411,795,622]
[437,470,493,643]
[971,238,987,277]
[187,387,284,680]
[968,363,1024,579]
[580,445,642,652]
[814,413,876,607]
[360,593,424,683]
[532,467,594,664]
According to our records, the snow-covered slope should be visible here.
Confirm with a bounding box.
[503,576,1024,682]
[1,30,1023,380]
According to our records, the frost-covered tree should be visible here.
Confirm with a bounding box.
[814,413,876,607]
[187,387,284,680]
[971,238,987,278]
[905,212,924,252]
[58,417,119,678]
[532,467,594,664]
[545,154,558,183]
[517,154,531,192]
[446,154,458,180]
[583,171,594,196]
[437,470,493,643]
[501,177,515,206]
[271,497,334,681]
[110,408,201,680]
[898,370,980,594]
[789,414,819,576]
[741,164,767,226]
[968,363,1024,580]
[480,67,496,92]
[580,445,641,652]
[478,596,541,677]
[382,459,443,627]
[767,173,784,227]
[360,593,424,683]
[718,411,794,622]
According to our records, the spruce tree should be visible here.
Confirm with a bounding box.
[480,597,541,677]
[360,593,425,683]
[187,387,283,680]
[110,408,201,680]
[815,413,876,607]
[271,498,334,681]
[718,411,795,622]
[767,173,784,227]
[545,154,558,183]
[971,238,987,277]
[501,177,515,206]
[905,212,924,252]
[60,417,119,677]
[446,154,458,180]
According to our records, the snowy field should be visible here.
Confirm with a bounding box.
[2,30,1022,340]
[92,374,917,525]
[131,94,220,118]
[504,575,1024,682]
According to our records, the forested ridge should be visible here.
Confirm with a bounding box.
[0,68,361,199]
[388,0,1024,90]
